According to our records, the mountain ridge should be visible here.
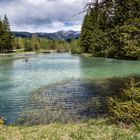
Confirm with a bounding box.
[12,30,80,41]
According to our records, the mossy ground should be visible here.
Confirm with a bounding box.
[0,119,140,140]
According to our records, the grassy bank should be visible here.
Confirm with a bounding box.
[0,119,140,140]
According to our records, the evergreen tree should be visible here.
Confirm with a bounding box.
[24,38,32,52]
[90,6,106,56]
[2,15,13,52]
[31,33,40,51]
[80,13,93,53]
[80,0,140,59]
[0,15,13,53]
[0,17,3,52]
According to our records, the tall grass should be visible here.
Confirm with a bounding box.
[0,119,140,140]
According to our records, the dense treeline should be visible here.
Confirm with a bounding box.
[0,15,70,53]
[80,0,140,59]
[0,15,73,53]
[0,15,13,53]
[13,36,70,53]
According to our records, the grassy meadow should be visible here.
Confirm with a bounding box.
[0,119,140,140]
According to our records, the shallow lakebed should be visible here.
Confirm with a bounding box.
[0,53,140,124]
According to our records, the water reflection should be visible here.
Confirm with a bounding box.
[79,56,140,79]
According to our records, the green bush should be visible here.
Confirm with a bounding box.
[108,79,140,124]
[70,39,81,54]
[0,117,4,126]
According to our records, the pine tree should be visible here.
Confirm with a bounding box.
[80,13,93,53]
[80,0,140,59]
[31,33,40,51]
[90,5,107,56]
[2,15,13,52]
[24,38,32,52]
[0,17,3,52]
[112,0,140,59]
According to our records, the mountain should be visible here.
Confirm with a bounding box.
[12,30,80,41]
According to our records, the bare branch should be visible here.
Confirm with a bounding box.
[72,0,112,17]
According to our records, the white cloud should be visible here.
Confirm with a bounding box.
[0,0,85,32]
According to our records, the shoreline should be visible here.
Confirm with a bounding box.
[0,49,71,56]
[0,51,140,61]
[79,53,140,61]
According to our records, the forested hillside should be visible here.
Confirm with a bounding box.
[80,0,140,59]
[0,15,77,53]
[0,15,71,53]
[13,36,70,52]
[12,30,80,41]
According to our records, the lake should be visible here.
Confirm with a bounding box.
[0,53,140,124]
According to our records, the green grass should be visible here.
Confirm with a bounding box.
[0,119,140,140]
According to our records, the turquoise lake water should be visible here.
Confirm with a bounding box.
[0,53,140,123]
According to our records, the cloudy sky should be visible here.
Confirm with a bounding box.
[0,0,85,32]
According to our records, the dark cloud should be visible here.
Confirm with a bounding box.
[0,0,84,32]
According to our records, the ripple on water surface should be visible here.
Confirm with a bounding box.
[0,53,140,123]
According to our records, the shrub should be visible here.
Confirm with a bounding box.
[108,79,140,124]
[70,39,81,54]
[0,117,4,126]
